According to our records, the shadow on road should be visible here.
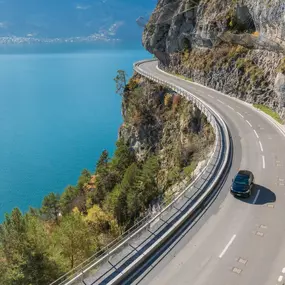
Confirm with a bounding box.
[236,184,276,205]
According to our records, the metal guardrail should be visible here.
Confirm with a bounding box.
[51,59,230,285]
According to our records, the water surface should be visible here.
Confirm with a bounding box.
[0,44,151,220]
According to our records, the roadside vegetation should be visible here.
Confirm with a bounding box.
[174,73,193,82]
[253,104,284,124]
[0,71,214,285]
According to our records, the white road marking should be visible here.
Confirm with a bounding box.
[282,267,285,274]
[208,95,214,98]
[278,275,283,282]
[254,130,259,139]
[218,99,225,105]
[227,105,234,111]
[246,120,252,127]
[219,235,236,258]
[262,155,266,169]
[253,189,260,204]
[259,141,264,152]
[237,112,244,118]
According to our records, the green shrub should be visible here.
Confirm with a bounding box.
[183,161,197,177]
[253,104,284,124]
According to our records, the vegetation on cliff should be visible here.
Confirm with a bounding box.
[0,73,214,285]
[143,0,285,120]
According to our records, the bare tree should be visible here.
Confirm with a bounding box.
[114,70,127,96]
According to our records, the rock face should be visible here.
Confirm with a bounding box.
[143,0,285,119]
[119,74,214,190]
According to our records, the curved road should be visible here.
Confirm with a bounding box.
[131,60,285,285]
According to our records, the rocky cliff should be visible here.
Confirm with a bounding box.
[119,73,214,192]
[142,0,285,119]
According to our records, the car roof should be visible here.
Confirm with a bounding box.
[237,170,252,176]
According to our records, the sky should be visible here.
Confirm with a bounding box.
[0,0,157,40]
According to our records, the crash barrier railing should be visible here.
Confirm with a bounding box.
[51,59,230,285]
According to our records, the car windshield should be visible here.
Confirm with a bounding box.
[234,174,249,185]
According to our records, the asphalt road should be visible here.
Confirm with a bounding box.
[131,60,285,285]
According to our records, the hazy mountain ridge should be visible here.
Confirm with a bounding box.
[0,0,156,40]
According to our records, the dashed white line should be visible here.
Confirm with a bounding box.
[208,95,214,98]
[227,105,234,111]
[246,120,252,127]
[282,268,285,274]
[262,155,266,169]
[254,130,259,139]
[259,141,264,152]
[219,234,236,258]
[278,275,283,282]
[237,112,244,118]
[218,99,225,105]
[253,189,260,204]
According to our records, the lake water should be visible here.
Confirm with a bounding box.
[0,43,151,220]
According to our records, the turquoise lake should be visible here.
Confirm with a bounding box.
[0,43,151,220]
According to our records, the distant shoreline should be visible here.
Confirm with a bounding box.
[0,41,145,54]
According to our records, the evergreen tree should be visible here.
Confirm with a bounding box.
[104,185,128,226]
[41,192,61,224]
[95,150,109,174]
[22,214,62,284]
[105,163,140,226]
[111,139,136,174]
[53,213,91,269]
[134,156,160,214]
[60,186,79,214]
[0,208,26,267]
[88,171,119,207]
[77,169,91,191]
[140,156,160,202]
[0,209,60,285]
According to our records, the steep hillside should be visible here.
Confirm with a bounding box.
[142,0,285,119]
[120,73,214,191]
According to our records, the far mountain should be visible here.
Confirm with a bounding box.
[0,0,155,40]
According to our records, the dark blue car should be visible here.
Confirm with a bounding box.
[230,170,254,198]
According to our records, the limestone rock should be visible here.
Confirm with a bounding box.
[142,0,285,119]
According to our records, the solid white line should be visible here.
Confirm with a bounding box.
[227,105,234,111]
[282,268,285,274]
[259,141,264,152]
[262,155,266,169]
[219,235,236,258]
[208,95,214,98]
[254,130,259,139]
[253,189,260,204]
[237,112,244,118]
[246,120,252,127]
[278,275,283,282]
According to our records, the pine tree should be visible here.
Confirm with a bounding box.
[60,186,79,214]
[111,139,136,174]
[95,150,109,174]
[41,192,61,224]
[53,213,91,269]
[138,156,160,208]
[77,169,91,190]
